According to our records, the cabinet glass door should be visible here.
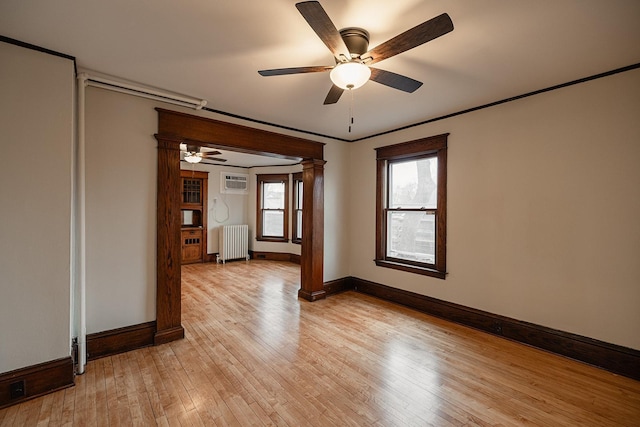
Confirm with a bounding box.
[182,179,201,204]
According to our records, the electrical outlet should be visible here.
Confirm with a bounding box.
[10,380,26,399]
[492,320,503,335]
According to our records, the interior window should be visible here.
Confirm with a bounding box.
[292,172,303,244]
[375,134,448,278]
[256,174,289,242]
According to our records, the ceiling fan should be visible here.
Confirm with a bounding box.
[179,143,227,164]
[258,1,454,105]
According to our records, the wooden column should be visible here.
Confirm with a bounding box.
[154,135,184,344]
[298,159,326,301]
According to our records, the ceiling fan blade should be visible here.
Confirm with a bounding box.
[258,66,333,76]
[362,13,453,65]
[323,84,344,105]
[200,151,222,157]
[369,68,423,93]
[200,158,227,164]
[296,1,351,60]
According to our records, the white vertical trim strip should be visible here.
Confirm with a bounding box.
[76,73,88,374]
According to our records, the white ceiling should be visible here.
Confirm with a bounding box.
[181,147,300,168]
[1,0,639,142]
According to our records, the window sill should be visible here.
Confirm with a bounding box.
[256,237,289,243]
[374,259,446,279]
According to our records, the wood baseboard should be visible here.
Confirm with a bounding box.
[352,277,640,381]
[298,288,326,301]
[154,325,185,345]
[87,321,156,361]
[323,277,355,296]
[0,357,74,409]
[251,251,301,264]
[289,253,301,264]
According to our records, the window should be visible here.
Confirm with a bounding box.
[375,134,448,279]
[257,174,289,242]
[292,172,303,244]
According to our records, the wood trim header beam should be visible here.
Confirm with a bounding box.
[156,108,325,160]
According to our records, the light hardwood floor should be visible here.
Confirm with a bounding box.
[2,260,639,426]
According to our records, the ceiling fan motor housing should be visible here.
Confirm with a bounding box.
[339,27,370,59]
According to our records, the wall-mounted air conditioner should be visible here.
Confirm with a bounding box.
[221,172,248,194]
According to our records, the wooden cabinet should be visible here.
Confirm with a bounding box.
[181,228,203,264]
[180,170,208,264]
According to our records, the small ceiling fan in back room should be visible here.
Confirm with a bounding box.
[258,1,454,106]
[180,143,227,164]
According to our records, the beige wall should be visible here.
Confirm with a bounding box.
[0,42,74,372]
[348,68,640,350]
[323,138,351,280]
[85,87,158,333]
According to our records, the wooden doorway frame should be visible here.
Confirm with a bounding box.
[153,108,326,344]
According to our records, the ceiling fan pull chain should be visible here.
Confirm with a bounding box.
[348,89,354,133]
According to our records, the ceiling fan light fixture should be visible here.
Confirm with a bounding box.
[330,62,371,90]
[184,153,202,164]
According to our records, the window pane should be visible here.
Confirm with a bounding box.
[296,181,303,209]
[263,210,284,237]
[389,157,437,209]
[296,210,303,239]
[263,182,285,209]
[387,211,435,264]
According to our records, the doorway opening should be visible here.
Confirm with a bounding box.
[154,108,326,345]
